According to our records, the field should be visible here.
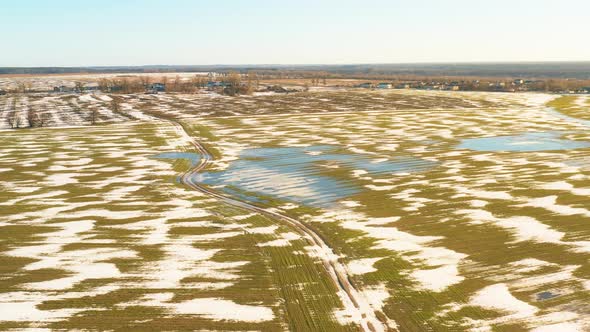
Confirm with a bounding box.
[0,75,589,331]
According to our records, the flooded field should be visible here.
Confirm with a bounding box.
[458,131,590,152]
[184,95,590,331]
[192,145,437,208]
[0,81,589,331]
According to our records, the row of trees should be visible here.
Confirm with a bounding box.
[3,69,590,94]
[5,94,103,129]
[219,72,258,96]
[2,82,34,94]
[93,72,261,95]
[98,72,259,95]
[86,74,590,94]
[213,70,590,93]
[310,76,327,86]
[7,108,50,128]
[7,109,101,129]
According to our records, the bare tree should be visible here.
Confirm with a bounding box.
[222,71,242,96]
[6,97,19,128]
[241,72,255,95]
[14,113,22,128]
[190,75,201,90]
[112,99,121,112]
[114,78,142,94]
[26,108,37,127]
[160,76,169,90]
[199,77,208,88]
[110,98,127,117]
[247,70,259,89]
[38,112,49,127]
[98,78,111,92]
[74,81,85,93]
[9,111,21,129]
[16,82,27,94]
[90,108,99,125]
[118,78,130,93]
[172,75,181,92]
[139,76,152,88]
[227,72,241,86]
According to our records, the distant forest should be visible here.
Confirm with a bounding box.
[2,62,590,79]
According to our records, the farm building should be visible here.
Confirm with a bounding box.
[355,83,373,88]
[206,81,232,89]
[148,83,166,92]
[53,85,74,93]
[266,85,288,93]
[444,83,461,91]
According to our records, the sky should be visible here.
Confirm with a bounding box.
[1,0,589,67]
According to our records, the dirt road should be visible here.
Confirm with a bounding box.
[165,119,392,332]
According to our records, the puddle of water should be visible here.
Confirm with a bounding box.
[536,291,558,301]
[192,145,436,207]
[152,152,201,166]
[458,131,590,152]
[457,107,590,153]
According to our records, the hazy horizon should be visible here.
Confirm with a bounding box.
[4,60,590,69]
[2,0,590,67]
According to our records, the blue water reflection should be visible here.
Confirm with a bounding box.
[193,145,437,207]
[458,132,590,152]
[152,152,201,166]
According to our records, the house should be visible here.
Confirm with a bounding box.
[395,83,412,89]
[148,83,166,92]
[53,85,74,93]
[445,82,461,91]
[355,83,373,89]
[206,81,229,88]
[514,79,525,85]
[266,85,288,93]
[376,83,392,89]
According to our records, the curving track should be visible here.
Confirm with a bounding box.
[165,118,392,332]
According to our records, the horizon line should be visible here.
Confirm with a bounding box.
[3,60,590,69]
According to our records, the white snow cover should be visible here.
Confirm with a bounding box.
[347,258,382,275]
[523,196,590,217]
[309,209,467,292]
[257,232,300,247]
[471,284,537,318]
[173,298,275,322]
[531,322,582,332]
[124,293,275,322]
[411,265,463,292]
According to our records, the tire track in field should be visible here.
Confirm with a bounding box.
[162,118,391,332]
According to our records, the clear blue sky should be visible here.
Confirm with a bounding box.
[1,0,589,66]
